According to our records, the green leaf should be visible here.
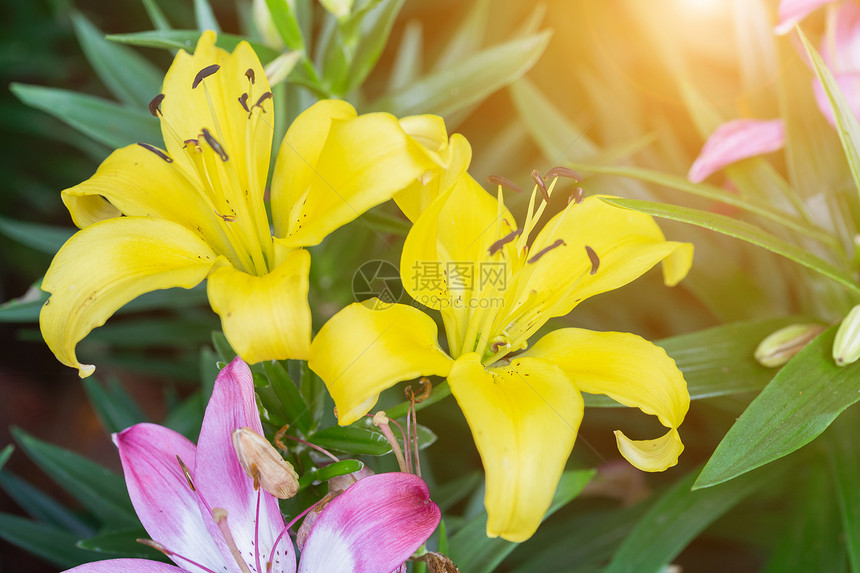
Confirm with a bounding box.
[77,527,165,559]
[142,0,172,31]
[265,0,305,51]
[762,458,846,572]
[432,0,488,71]
[432,471,482,513]
[194,0,221,32]
[0,512,101,567]
[695,325,860,488]
[799,29,860,202]
[388,20,422,92]
[0,445,12,470]
[83,377,148,434]
[263,361,312,434]
[0,281,47,323]
[448,469,595,573]
[306,425,392,455]
[343,0,405,93]
[828,413,860,572]
[10,83,161,149]
[106,31,280,63]
[298,459,364,489]
[212,330,237,362]
[605,462,788,573]
[0,215,73,254]
[584,317,807,407]
[373,31,551,118]
[11,427,137,527]
[71,12,163,108]
[0,470,95,537]
[600,197,860,296]
[570,162,834,245]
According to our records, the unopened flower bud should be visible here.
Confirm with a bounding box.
[232,427,299,499]
[252,0,285,49]
[834,305,860,366]
[754,323,825,368]
[265,51,302,87]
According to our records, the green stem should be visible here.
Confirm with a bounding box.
[385,381,452,420]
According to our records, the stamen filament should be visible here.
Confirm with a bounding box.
[254,488,263,573]
[213,508,255,573]
[137,539,220,573]
[372,412,408,472]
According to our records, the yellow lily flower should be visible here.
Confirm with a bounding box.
[40,31,440,377]
[309,173,694,542]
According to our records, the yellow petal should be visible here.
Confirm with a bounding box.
[448,354,583,542]
[61,144,236,258]
[521,328,689,472]
[40,218,219,377]
[511,195,693,320]
[271,101,440,246]
[394,114,472,222]
[160,30,272,208]
[207,247,312,363]
[308,302,453,425]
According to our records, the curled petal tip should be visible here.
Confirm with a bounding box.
[78,363,96,378]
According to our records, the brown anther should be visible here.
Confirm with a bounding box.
[238,93,250,113]
[232,427,299,499]
[148,93,164,117]
[274,424,291,453]
[527,239,566,264]
[253,92,273,111]
[490,340,508,353]
[137,538,172,555]
[201,128,229,161]
[176,455,196,492]
[546,166,583,182]
[585,245,600,274]
[183,138,199,148]
[245,68,256,84]
[215,210,237,222]
[488,228,522,255]
[569,187,585,205]
[418,552,461,573]
[192,64,220,89]
[137,142,173,163]
[486,175,523,194]
[531,170,550,202]
[416,377,432,403]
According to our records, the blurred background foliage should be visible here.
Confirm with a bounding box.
[3,0,860,571]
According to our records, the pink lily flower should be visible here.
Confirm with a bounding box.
[687,119,786,183]
[63,357,441,573]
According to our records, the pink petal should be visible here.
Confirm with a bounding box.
[687,119,785,183]
[775,0,836,35]
[822,2,860,71]
[194,357,294,572]
[812,72,860,126]
[298,473,440,573]
[63,559,187,572]
[114,424,230,573]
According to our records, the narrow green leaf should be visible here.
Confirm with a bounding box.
[509,77,597,161]
[83,377,148,434]
[800,29,860,201]
[0,471,95,537]
[194,0,221,32]
[584,317,807,407]
[306,425,392,455]
[142,0,172,31]
[107,31,280,63]
[570,162,834,245]
[0,215,73,254]
[432,0,488,71]
[601,197,860,295]
[77,527,165,559]
[298,459,364,488]
[10,83,161,149]
[695,326,860,488]
[265,0,305,51]
[605,462,789,573]
[762,458,846,572]
[263,361,312,434]
[162,391,205,441]
[373,31,551,118]
[448,469,595,573]
[388,20,422,92]
[432,471,482,513]
[0,282,47,323]
[828,413,860,571]
[344,0,405,93]
[71,12,163,108]
[212,330,237,362]
[0,445,12,470]
[0,512,101,567]
[11,427,137,527]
